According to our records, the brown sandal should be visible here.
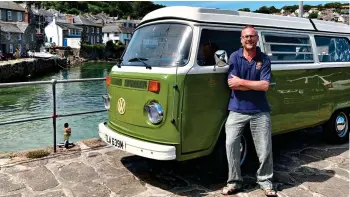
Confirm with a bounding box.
[263,188,278,197]
[221,186,241,195]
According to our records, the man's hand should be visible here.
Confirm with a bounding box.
[228,74,242,88]
[228,75,250,91]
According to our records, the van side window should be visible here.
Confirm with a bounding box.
[262,33,314,63]
[314,36,350,62]
[197,29,241,66]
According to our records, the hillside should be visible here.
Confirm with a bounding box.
[22,1,348,19]
[22,1,165,19]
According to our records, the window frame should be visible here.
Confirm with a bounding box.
[7,11,11,20]
[261,31,315,64]
[314,35,350,63]
[195,26,246,67]
[9,44,13,53]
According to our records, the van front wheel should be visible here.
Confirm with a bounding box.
[323,110,349,144]
[209,134,248,175]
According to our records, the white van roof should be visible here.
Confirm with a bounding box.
[141,6,350,34]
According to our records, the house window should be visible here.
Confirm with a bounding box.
[0,10,2,20]
[10,44,13,53]
[31,34,34,41]
[97,28,99,33]
[91,27,94,33]
[18,33,22,40]
[7,11,12,20]
[315,36,350,62]
[17,12,23,21]
[7,32,10,40]
[18,44,21,54]
[107,33,109,37]
[97,36,99,43]
[262,32,313,63]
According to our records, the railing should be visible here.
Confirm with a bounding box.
[0,78,107,153]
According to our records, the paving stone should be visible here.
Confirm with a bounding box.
[174,189,214,197]
[302,176,349,197]
[0,173,25,194]
[288,153,330,169]
[0,194,22,197]
[331,168,349,179]
[58,162,98,183]
[53,152,81,161]
[35,190,66,197]
[96,162,130,178]
[337,159,349,170]
[273,171,295,186]
[300,148,347,160]
[16,166,59,191]
[21,159,49,167]
[71,181,110,197]
[278,186,314,197]
[104,175,147,196]
[274,155,299,170]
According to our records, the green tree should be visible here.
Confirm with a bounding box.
[254,6,271,14]
[308,11,318,19]
[238,8,250,12]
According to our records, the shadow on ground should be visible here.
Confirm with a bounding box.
[121,126,349,196]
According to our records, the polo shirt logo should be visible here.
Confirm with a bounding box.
[256,61,262,70]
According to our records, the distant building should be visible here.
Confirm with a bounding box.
[102,25,122,44]
[44,15,82,48]
[0,1,37,54]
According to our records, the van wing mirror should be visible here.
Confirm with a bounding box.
[214,50,228,67]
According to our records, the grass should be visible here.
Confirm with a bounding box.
[25,149,51,159]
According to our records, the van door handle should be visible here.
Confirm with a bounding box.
[270,82,276,86]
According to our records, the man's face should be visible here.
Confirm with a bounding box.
[241,28,258,50]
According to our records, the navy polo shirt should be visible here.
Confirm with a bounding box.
[227,47,271,113]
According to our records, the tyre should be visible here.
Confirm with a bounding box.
[209,129,249,175]
[323,109,349,144]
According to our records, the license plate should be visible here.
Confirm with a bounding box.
[105,134,126,150]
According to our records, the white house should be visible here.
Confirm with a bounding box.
[102,24,122,44]
[44,16,82,48]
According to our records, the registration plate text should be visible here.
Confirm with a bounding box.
[105,134,125,150]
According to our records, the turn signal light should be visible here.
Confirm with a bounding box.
[148,80,160,93]
[106,76,111,86]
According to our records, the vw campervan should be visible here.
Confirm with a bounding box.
[98,6,350,165]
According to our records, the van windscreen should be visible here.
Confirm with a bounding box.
[121,23,193,67]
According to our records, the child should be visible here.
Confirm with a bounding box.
[64,123,72,148]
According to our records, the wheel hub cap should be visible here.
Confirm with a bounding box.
[335,112,348,137]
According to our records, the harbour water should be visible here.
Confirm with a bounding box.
[0,62,115,153]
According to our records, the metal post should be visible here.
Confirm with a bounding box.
[52,79,57,152]
[299,1,303,18]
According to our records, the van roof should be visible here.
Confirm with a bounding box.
[141,6,350,34]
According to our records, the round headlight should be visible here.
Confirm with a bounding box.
[102,94,110,110]
[145,101,164,124]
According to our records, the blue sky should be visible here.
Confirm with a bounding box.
[153,1,345,11]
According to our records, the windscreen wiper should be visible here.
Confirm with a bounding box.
[128,57,151,69]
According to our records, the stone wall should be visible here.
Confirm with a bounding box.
[0,58,67,83]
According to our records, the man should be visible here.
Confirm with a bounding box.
[221,25,277,197]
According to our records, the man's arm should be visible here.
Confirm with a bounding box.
[228,56,272,92]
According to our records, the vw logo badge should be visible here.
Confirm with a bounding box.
[117,98,126,115]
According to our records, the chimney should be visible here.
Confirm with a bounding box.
[24,9,30,24]
[66,15,74,24]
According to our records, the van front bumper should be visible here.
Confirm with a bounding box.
[98,122,176,160]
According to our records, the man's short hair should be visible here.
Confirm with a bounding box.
[242,25,255,30]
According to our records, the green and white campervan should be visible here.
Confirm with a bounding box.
[99,6,350,165]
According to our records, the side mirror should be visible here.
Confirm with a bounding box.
[214,50,228,68]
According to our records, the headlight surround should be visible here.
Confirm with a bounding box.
[145,101,164,124]
[102,93,110,110]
